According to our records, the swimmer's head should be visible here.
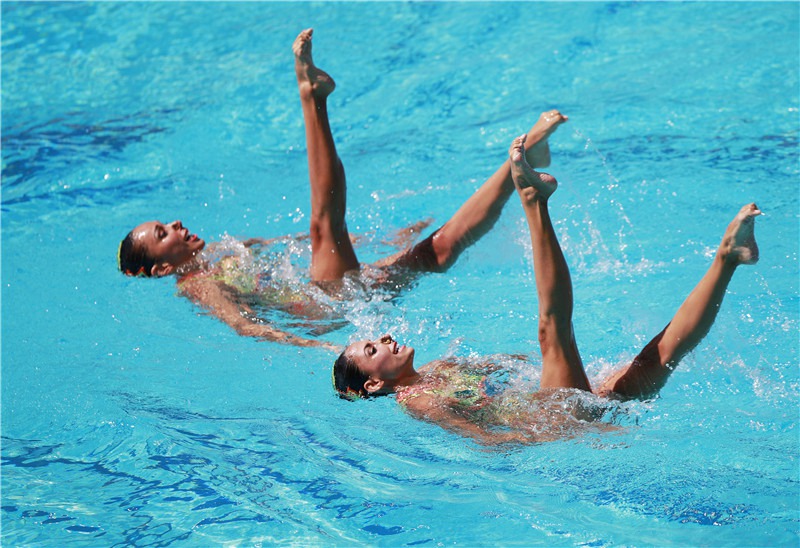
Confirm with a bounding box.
[332,334,415,399]
[118,220,205,277]
[332,352,370,400]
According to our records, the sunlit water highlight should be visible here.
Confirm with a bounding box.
[2,2,798,546]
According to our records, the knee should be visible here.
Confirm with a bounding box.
[538,323,554,355]
[431,250,453,272]
[309,218,338,254]
[429,230,457,271]
[537,315,571,354]
[309,212,345,242]
[308,216,326,247]
[408,231,452,273]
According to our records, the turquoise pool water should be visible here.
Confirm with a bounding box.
[2,2,798,545]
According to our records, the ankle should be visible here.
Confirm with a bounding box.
[517,187,548,206]
[714,250,739,271]
[297,79,313,99]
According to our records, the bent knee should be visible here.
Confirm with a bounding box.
[407,230,453,272]
[429,230,461,271]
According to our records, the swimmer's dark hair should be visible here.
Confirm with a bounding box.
[118,231,155,277]
[332,351,371,401]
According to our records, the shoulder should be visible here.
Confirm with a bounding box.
[399,391,446,422]
[396,376,453,418]
[417,359,455,374]
[177,268,211,287]
[177,269,229,300]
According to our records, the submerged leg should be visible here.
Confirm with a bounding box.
[384,111,569,273]
[509,135,591,392]
[294,28,359,282]
[597,203,761,400]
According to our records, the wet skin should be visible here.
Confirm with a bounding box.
[132,220,205,275]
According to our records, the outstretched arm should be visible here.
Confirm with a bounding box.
[241,234,304,248]
[403,393,533,445]
[381,218,433,249]
[180,277,339,351]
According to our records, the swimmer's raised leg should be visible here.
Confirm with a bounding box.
[509,134,558,200]
[381,111,569,274]
[597,203,762,400]
[294,28,359,282]
[510,135,591,392]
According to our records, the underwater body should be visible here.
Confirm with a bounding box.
[2,2,798,546]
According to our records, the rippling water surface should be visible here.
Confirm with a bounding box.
[2,2,798,546]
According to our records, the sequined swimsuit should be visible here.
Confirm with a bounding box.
[396,361,519,426]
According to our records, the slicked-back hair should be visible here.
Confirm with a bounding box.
[118,231,155,277]
[332,351,371,400]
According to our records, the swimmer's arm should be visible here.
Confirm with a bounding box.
[381,218,434,249]
[404,394,532,446]
[241,233,311,248]
[179,278,338,351]
[242,232,371,249]
[471,354,529,373]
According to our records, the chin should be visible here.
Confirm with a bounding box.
[406,347,416,367]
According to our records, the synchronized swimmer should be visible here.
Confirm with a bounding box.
[332,132,761,445]
[119,29,761,444]
[118,28,566,349]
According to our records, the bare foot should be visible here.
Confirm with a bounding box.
[509,134,558,201]
[718,203,761,265]
[293,28,335,100]
[524,109,569,168]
